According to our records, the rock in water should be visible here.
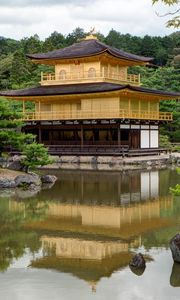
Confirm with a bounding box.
[170,233,180,263]
[15,174,41,187]
[41,175,57,184]
[129,253,146,268]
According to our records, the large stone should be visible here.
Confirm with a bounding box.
[0,178,16,188]
[129,253,146,269]
[15,173,41,187]
[41,175,57,184]
[170,233,180,263]
[7,160,23,171]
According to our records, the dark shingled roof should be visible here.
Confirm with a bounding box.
[0,82,180,98]
[27,39,153,63]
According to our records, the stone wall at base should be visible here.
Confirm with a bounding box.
[41,153,180,171]
[0,153,179,172]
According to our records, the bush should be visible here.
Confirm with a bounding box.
[172,145,180,152]
[159,134,172,149]
[22,143,53,173]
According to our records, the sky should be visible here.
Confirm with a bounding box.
[0,0,178,40]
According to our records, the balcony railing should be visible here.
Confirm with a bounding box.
[23,109,172,121]
[40,71,140,86]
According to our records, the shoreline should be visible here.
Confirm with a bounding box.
[40,153,180,171]
[0,153,179,174]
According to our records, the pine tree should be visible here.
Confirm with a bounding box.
[0,99,34,155]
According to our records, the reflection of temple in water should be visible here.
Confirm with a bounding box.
[31,236,137,291]
[11,170,173,237]
[41,236,139,260]
[10,170,175,289]
[37,170,161,204]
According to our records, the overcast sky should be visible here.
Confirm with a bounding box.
[0,0,178,40]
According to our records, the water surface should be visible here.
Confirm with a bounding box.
[0,168,179,300]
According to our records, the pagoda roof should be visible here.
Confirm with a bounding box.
[1,82,180,99]
[27,38,153,63]
[30,252,132,283]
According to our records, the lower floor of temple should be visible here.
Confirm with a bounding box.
[23,119,161,155]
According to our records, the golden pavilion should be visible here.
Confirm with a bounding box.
[1,34,180,155]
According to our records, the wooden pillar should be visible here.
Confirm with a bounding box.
[80,125,84,149]
[38,100,41,119]
[118,125,121,147]
[38,125,42,143]
[49,131,53,145]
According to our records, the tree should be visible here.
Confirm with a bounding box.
[22,143,53,173]
[0,54,13,89]
[66,27,86,45]
[0,98,34,155]
[10,50,31,88]
[152,0,180,28]
[43,31,66,52]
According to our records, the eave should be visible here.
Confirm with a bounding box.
[1,83,179,102]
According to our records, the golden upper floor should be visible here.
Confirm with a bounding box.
[27,36,152,87]
[41,64,141,86]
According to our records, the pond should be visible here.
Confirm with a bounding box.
[0,168,179,300]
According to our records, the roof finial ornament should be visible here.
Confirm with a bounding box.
[89,27,96,35]
[84,27,98,40]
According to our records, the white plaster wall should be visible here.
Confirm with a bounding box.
[150,130,159,148]
[141,130,149,148]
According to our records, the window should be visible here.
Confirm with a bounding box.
[88,67,96,78]
[59,69,66,80]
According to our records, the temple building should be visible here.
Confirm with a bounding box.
[1,34,180,155]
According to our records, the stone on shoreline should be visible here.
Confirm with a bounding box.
[15,174,42,187]
[41,175,57,184]
[0,178,16,188]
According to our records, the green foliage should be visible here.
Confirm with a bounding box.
[66,27,86,45]
[22,143,53,172]
[133,66,180,142]
[152,0,179,5]
[159,134,172,148]
[172,145,180,152]
[170,184,180,195]
[0,99,34,154]
[43,31,66,52]
[152,0,180,28]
